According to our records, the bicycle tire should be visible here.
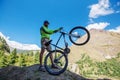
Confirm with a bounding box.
[44,50,68,75]
[69,26,90,45]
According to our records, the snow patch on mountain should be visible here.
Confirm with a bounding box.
[0,32,40,50]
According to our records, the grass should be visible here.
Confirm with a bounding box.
[76,53,120,79]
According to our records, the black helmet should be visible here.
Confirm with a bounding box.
[44,20,49,24]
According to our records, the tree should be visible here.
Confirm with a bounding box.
[29,51,34,56]
[0,51,8,68]
[34,51,39,64]
[9,48,17,65]
[0,50,4,56]
[19,53,26,67]
[0,37,10,53]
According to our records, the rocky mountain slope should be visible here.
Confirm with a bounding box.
[0,64,87,80]
[69,29,120,63]
[0,36,10,53]
[0,64,113,80]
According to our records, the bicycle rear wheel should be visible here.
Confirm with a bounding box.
[69,26,90,45]
[44,50,68,75]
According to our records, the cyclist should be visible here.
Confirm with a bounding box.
[39,20,62,72]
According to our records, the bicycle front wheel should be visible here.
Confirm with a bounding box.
[69,26,90,45]
[44,50,68,75]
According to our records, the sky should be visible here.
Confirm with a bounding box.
[0,0,120,47]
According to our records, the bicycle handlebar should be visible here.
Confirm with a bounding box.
[59,27,63,30]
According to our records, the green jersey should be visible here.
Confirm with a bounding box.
[40,26,59,39]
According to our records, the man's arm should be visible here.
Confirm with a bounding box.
[42,26,62,34]
[42,26,54,34]
[54,27,63,33]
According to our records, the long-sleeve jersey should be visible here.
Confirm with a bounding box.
[40,26,59,39]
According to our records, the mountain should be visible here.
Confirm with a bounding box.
[0,36,10,53]
[0,32,40,51]
[69,29,120,63]
[7,40,40,51]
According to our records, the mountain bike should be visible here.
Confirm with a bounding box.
[44,26,90,75]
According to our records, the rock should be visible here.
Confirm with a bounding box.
[68,63,80,74]
[0,64,86,80]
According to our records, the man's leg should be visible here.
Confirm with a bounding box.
[46,44,54,64]
[50,53,54,65]
[39,47,45,66]
[39,47,46,72]
[47,45,58,68]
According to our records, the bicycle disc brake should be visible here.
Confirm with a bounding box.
[64,48,70,54]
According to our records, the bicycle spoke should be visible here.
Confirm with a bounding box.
[44,50,68,75]
[69,26,90,45]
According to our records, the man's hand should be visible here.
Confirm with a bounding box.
[54,27,63,33]
[54,30,58,33]
[59,27,63,30]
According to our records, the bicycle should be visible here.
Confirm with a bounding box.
[44,26,90,75]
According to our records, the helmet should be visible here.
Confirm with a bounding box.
[44,20,50,24]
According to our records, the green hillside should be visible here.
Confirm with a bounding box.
[75,53,120,79]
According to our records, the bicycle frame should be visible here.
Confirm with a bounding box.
[50,31,68,51]
[48,31,70,62]
[48,30,81,63]
[50,30,80,50]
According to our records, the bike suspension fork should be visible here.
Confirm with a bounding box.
[55,33,63,59]
[63,33,68,48]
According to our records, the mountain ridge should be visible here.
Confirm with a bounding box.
[69,29,120,63]
[0,36,10,53]
[0,32,40,51]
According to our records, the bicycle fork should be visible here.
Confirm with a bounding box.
[54,32,70,65]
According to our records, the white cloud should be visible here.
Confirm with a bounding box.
[117,2,120,6]
[108,26,120,33]
[86,22,110,30]
[116,11,120,13]
[89,0,114,19]
[89,18,94,23]
[0,32,40,50]
[115,2,120,13]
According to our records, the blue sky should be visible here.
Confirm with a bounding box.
[0,0,120,47]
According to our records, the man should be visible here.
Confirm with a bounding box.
[39,20,62,72]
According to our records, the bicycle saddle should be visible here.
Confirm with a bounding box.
[45,40,52,46]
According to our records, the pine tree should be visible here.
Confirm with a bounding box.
[0,37,10,53]
[9,48,17,65]
[0,50,4,56]
[30,51,34,56]
[0,51,8,68]
[19,53,26,67]
[34,51,39,64]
